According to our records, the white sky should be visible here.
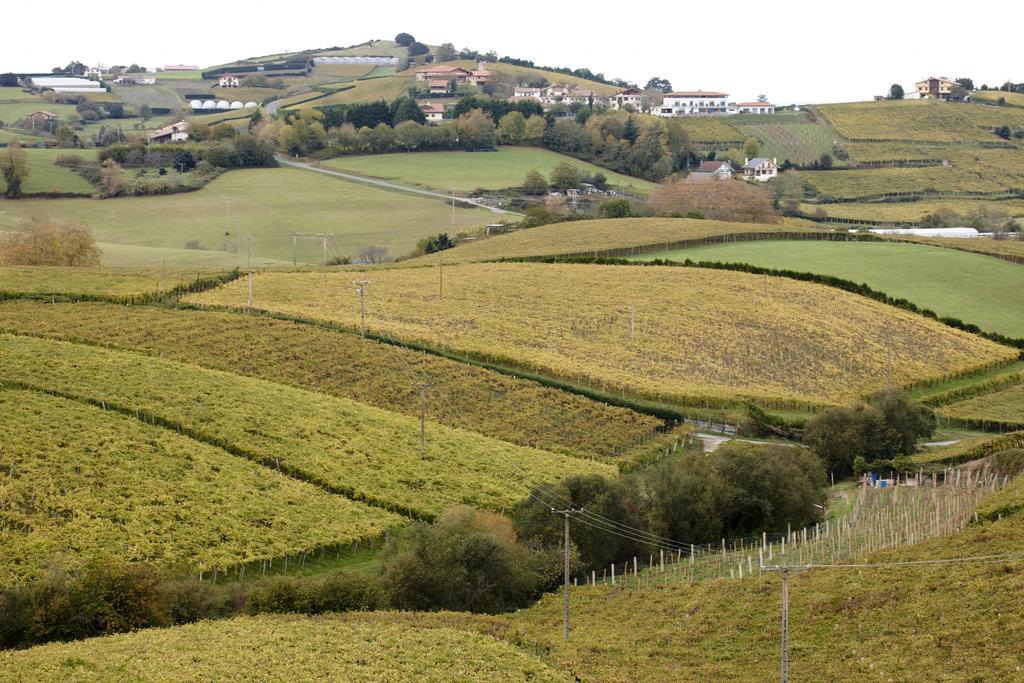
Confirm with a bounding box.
[6,0,1020,104]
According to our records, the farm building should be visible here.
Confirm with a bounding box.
[419,102,445,123]
[656,91,730,116]
[148,121,190,143]
[609,88,644,111]
[28,76,104,93]
[738,101,775,114]
[915,76,958,100]
[23,111,59,130]
[694,160,734,179]
[218,75,241,88]
[742,157,778,182]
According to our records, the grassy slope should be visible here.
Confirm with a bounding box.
[0,265,231,297]
[0,148,95,195]
[0,615,570,682]
[0,334,614,518]
[0,301,667,460]
[940,383,1024,426]
[187,264,1015,407]
[0,167,494,263]
[973,90,1024,108]
[408,217,823,264]
[799,198,1024,222]
[730,110,843,165]
[633,240,1024,337]
[322,147,657,193]
[819,99,1024,142]
[0,389,398,586]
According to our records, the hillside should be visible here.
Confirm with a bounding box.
[0,389,399,586]
[633,239,1024,337]
[0,614,570,682]
[818,100,1024,143]
[0,301,673,461]
[0,333,615,519]
[408,217,825,264]
[186,263,1016,409]
[0,167,495,264]
[321,148,658,193]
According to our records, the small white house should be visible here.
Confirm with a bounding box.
[419,102,445,124]
[738,101,775,114]
[511,86,543,101]
[742,157,779,182]
[85,66,103,80]
[218,75,240,88]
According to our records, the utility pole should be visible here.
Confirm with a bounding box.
[780,567,789,683]
[292,234,298,266]
[243,235,253,272]
[319,233,330,282]
[438,260,443,300]
[886,335,893,389]
[247,269,254,308]
[415,382,435,454]
[451,189,456,225]
[353,280,370,337]
[630,304,636,340]
[551,508,581,641]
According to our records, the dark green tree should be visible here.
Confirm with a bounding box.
[394,33,415,46]
[888,83,905,100]
[622,116,640,145]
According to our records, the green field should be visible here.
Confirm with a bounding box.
[972,90,1024,108]
[0,389,398,585]
[0,147,95,195]
[0,101,78,126]
[0,334,614,518]
[0,265,234,297]
[0,301,670,461]
[323,147,657,193]
[0,167,494,263]
[632,240,1024,337]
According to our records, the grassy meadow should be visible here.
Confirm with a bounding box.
[322,147,657,193]
[0,167,495,263]
[799,199,1024,222]
[0,148,95,195]
[187,263,1016,408]
[409,217,822,264]
[0,265,233,297]
[633,240,1024,337]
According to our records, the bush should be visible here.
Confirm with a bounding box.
[382,506,554,613]
[0,213,100,266]
[248,572,383,614]
[649,178,779,224]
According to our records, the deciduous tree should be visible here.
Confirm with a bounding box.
[1,142,29,197]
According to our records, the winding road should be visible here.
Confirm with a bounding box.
[275,156,524,216]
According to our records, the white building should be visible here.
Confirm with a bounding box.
[742,157,778,182]
[420,102,445,123]
[510,84,607,109]
[148,121,190,143]
[218,75,240,88]
[694,160,734,179]
[738,101,775,114]
[609,88,643,111]
[28,76,104,93]
[656,91,730,116]
[85,66,103,80]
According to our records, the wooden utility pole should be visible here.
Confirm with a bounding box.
[247,270,254,308]
[319,233,330,282]
[352,280,370,337]
[780,567,789,683]
[438,260,443,300]
[415,382,435,454]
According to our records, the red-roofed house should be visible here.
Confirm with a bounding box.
[738,101,775,114]
[609,88,643,111]
[419,102,446,123]
[415,65,471,82]
[428,79,453,95]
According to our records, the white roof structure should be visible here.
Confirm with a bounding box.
[201,100,217,110]
[190,100,204,109]
[869,227,981,239]
[29,77,103,93]
[216,100,230,109]
[230,101,244,109]
[244,101,258,108]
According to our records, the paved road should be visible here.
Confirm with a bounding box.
[276,156,524,216]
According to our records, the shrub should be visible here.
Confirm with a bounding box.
[599,198,634,218]
[0,212,100,266]
[648,178,779,224]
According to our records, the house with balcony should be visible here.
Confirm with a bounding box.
[415,65,471,82]
[915,76,958,100]
[218,75,240,88]
[694,160,734,179]
[655,91,731,116]
[148,121,191,144]
[609,88,644,111]
[419,102,446,123]
[742,157,778,182]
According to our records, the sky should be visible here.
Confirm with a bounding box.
[6,0,1021,104]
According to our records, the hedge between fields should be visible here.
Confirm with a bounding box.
[0,269,242,306]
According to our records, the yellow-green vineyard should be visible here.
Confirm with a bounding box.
[187,263,1017,409]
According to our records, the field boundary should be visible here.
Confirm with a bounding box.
[0,374,432,522]
[0,269,242,306]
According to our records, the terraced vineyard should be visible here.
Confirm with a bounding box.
[818,100,1024,142]
[0,301,670,461]
[0,615,570,682]
[798,199,1024,223]
[0,389,400,586]
[187,263,1016,408]
[409,217,823,264]
[939,383,1024,429]
[0,334,613,518]
[801,163,1021,199]
[668,116,743,145]
[730,113,842,165]
[972,90,1024,108]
